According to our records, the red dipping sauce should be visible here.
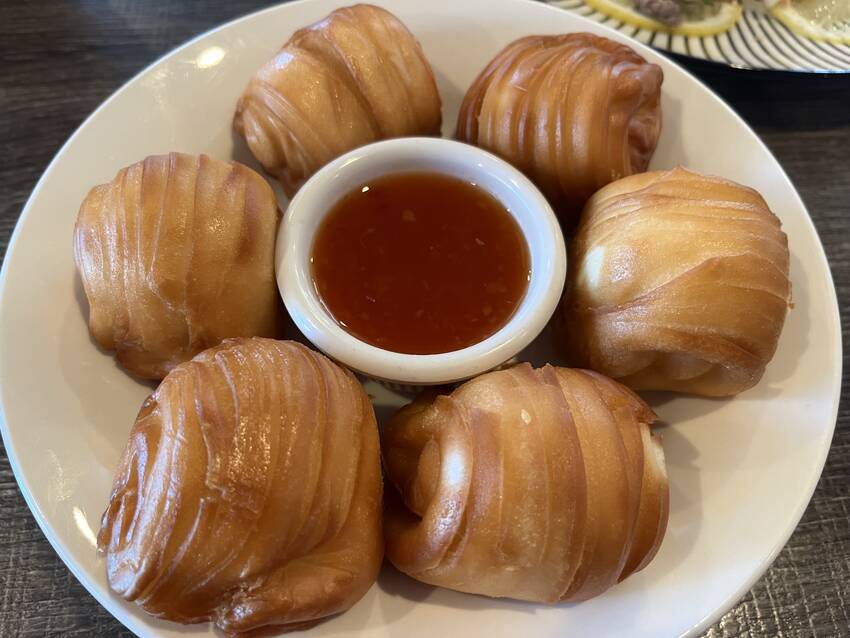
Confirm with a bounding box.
[310,172,530,355]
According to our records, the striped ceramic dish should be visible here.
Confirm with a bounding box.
[546,0,850,72]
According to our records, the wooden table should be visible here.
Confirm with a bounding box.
[1,1,847,635]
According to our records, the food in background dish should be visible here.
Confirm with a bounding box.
[557,167,791,397]
[584,0,742,36]
[766,0,850,44]
[383,363,668,602]
[311,171,530,354]
[98,338,383,636]
[234,4,442,198]
[456,33,662,228]
[73,153,281,380]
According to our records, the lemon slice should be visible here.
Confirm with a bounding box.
[584,0,742,35]
[767,0,850,44]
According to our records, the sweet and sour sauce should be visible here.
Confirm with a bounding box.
[311,172,530,355]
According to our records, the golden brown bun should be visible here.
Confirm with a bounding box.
[557,167,791,396]
[234,4,442,197]
[456,33,662,227]
[382,363,668,603]
[98,338,383,636]
[73,153,281,380]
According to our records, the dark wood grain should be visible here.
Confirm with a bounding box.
[1,2,848,636]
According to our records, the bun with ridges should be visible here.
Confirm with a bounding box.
[456,32,662,226]
[234,4,442,197]
[73,152,281,380]
[98,338,383,636]
[557,166,791,396]
[382,362,668,603]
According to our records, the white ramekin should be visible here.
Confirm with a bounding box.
[276,137,566,386]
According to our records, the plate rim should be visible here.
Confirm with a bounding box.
[0,0,842,636]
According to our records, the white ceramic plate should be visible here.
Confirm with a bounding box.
[547,0,850,73]
[0,0,841,636]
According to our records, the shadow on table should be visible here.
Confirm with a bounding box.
[670,54,850,132]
